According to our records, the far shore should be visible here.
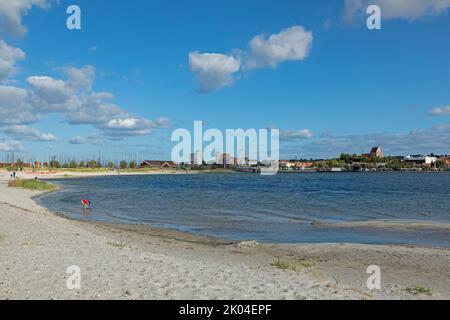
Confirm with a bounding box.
[1,171,450,300]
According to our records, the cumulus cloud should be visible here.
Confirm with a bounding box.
[2,125,57,141]
[153,117,170,128]
[189,52,241,93]
[0,85,39,125]
[0,0,50,36]
[0,140,24,151]
[0,65,170,139]
[344,0,450,21]
[102,117,171,137]
[189,25,313,92]
[245,26,313,70]
[428,105,450,116]
[0,40,26,82]
[69,136,86,145]
[62,65,96,91]
[281,129,314,140]
[27,76,73,110]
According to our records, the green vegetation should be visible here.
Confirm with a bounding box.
[8,179,57,191]
[62,167,110,173]
[107,241,128,249]
[119,160,128,169]
[404,286,432,296]
[271,259,315,271]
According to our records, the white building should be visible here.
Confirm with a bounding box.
[403,155,438,165]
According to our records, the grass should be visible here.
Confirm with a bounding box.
[8,179,57,191]
[271,258,315,271]
[404,286,432,296]
[60,168,111,173]
[107,241,128,249]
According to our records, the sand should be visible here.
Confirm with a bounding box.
[1,171,449,300]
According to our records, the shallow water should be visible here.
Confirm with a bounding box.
[36,172,450,247]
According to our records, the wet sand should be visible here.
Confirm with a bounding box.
[1,171,449,300]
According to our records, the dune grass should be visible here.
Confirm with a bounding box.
[107,241,128,249]
[404,286,432,296]
[271,258,315,271]
[8,179,57,191]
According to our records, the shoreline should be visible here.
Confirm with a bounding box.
[1,171,450,299]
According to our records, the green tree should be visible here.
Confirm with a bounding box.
[129,160,137,169]
[68,160,78,168]
[119,160,128,169]
[87,160,101,168]
[49,159,61,168]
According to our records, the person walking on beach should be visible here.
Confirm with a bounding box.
[12,171,16,179]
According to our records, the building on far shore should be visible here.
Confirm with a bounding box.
[362,145,383,159]
[438,157,450,165]
[403,155,438,165]
[280,160,314,171]
[139,160,177,169]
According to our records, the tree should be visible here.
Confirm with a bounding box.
[119,160,128,169]
[436,160,449,171]
[340,153,352,163]
[129,160,137,169]
[15,158,24,167]
[49,159,61,168]
[87,160,101,169]
[68,160,78,168]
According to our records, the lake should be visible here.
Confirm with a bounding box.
[36,172,450,247]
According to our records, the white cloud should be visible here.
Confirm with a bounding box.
[69,136,86,145]
[153,117,170,128]
[0,0,50,36]
[2,125,57,141]
[246,26,313,69]
[62,65,96,91]
[189,25,313,92]
[0,40,26,82]
[0,65,170,139]
[344,0,450,21]
[428,105,450,116]
[27,76,73,110]
[0,140,23,151]
[0,85,39,124]
[103,117,170,137]
[281,129,314,140]
[189,52,241,93]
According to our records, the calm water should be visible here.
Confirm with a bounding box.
[36,172,450,247]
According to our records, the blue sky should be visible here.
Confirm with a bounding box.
[1,0,450,162]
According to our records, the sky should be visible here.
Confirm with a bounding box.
[1,0,450,162]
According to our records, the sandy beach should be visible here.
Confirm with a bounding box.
[1,171,449,300]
